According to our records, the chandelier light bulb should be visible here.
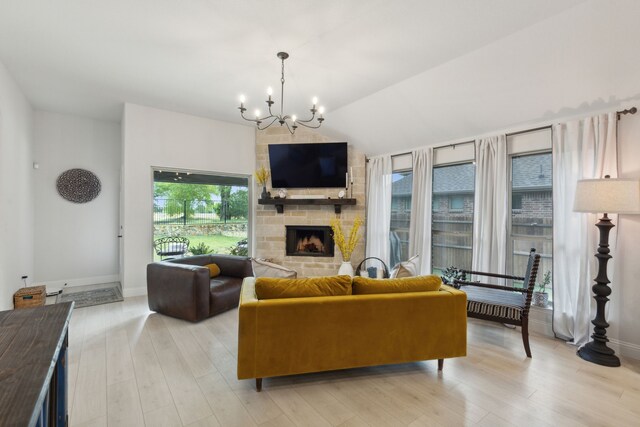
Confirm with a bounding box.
[312,97,318,105]
[239,94,246,104]
[267,87,273,96]
[254,109,261,118]
[292,115,297,122]
[319,106,325,115]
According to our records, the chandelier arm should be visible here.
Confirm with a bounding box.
[296,113,317,124]
[241,110,275,123]
[282,121,296,135]
[256,117,280,130]
[294,121,322,130]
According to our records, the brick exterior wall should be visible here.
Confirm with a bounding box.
[255,127,366,277]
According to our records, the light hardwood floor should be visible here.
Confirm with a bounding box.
[67,297,640,426]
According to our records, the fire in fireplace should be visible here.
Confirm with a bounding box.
[285,225,334,257]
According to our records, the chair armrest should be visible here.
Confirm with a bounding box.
[460,269,524,281]
[454,280,528,293]
[147,262,211,322]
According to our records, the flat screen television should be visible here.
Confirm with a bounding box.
[268,142,348,188]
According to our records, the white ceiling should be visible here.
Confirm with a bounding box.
[0,0,585,130]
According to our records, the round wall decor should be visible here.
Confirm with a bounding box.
[56,168,101,203]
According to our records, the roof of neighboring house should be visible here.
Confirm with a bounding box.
[433,163,475,194]
[391,153,552,196]
[511,153,552,190]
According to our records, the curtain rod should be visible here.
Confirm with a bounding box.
[366,106,637,162]
[617,107,637,120]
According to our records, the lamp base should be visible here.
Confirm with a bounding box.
[577,341,621,367]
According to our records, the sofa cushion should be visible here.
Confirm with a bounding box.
[209,276,243,316]
[390,254,420,278]
[255,275,352,300]
[251,258,297,278]
[205,263,221,278]
[352,275,442,295]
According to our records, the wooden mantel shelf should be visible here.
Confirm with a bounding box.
[258,198,356,214]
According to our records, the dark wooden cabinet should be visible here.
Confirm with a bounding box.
[0,302,74,427]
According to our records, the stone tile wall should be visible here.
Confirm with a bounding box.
[255,127,366,277]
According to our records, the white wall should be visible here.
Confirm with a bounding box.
[611,114,640,359]
[121,103,255,296]
[33,111,121,288]
[0,60,34,310]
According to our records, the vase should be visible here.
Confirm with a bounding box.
[260,186,269,200]
[532,292,549,307]
[338,261,354,277]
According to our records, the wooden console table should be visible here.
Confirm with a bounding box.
[0,302,74,427]
[258,197,356,214]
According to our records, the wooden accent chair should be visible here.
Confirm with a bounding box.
[452,248,541,358]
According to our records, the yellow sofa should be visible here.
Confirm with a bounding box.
[237,276,467,391]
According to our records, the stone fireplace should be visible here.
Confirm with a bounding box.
[254,127,366,277]
[285,226,334,257]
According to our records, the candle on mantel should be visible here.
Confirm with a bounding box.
[345,172,349,188]
[350,167,354,185]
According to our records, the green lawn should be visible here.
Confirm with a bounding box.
[153,234,245,261]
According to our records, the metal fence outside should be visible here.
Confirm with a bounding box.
[153,198,247,225]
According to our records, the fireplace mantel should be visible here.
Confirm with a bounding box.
[258,197,356,214]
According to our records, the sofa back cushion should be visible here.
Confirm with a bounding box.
[169,254,252,278]
[352,275,442,295]
[255,275,352,300]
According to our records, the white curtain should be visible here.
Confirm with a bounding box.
[366,155,392,264]
[472,135,508,275]
[408,148,433,274]
[552,112,618,346]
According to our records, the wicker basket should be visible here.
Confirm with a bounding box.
[14,285,46,309]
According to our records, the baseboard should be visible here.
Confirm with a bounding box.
[609,338,640,361]
[123,286,147,298]
[527,307,640,361]
[39,274,120,291]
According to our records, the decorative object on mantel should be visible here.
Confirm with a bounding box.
[56,168,101,203]
[573,175,640,367]
[331,216,363,277]
[355,257,390,279]
[255,165,270,200]
[237,52,325,135]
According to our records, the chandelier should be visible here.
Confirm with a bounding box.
[238,52,324,135]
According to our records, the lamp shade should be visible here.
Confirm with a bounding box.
[574,178,640,214]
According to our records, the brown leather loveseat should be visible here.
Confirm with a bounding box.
[147,254,253,322]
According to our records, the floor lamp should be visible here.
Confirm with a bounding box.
[573,176,640,367]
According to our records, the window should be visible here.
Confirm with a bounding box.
[512,194,523,211]
[153,169,249,260]
[449,196,464,211]
[508,152,553,301]
[390,170,412,267]
[431,163,475,275]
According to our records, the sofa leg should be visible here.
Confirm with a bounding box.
[438,359,444,371]
[256,378,262,392]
